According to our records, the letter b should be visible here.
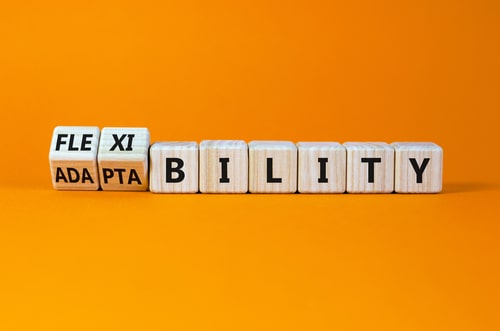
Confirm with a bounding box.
[166,158,185,183]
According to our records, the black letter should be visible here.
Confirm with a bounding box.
[267,158,282,183]
[110,134,126,151]
[55,134,68,151]
[67,168,80,183]
[55,167,68,182]
[219,158,230,183]
[68,134,78,151]
[81,168,94,183]
[361,157,381,183]
[166,158,185,183]
[103,168,114,184]
[318,158,328,183]
[115,168,126,184]
[409,158,430,183]
[126,134,135,151]
[128,169,142,184]
[81,134,93,151]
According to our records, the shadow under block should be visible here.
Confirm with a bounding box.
[97,127,150,191]
[199,140,248,193]
[297,142,346,193]
[392,142,443,193]
[49,126,101,190]
[344,142,394,193]
[249,141,297,193]
[149,142,198,193]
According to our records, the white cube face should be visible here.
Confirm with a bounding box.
[97,127,150,191]
[248,141,297,193]
[199,140,248,193]
[344,142,394,193]
[149,142,198,193]
[49,126,101,190]
[297,142,346,193]
[392,142,443,193]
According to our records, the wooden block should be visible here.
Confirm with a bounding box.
[149,142,198,193]
[49,126,100,190]
[199,140,248,193]
[97,127,150,191]
[248,141,297,193]
[344,142,394,193]
[297,142,346,193]
[392,142,443,193]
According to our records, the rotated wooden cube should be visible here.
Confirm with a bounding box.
[49,126,101,190]
[97,127,150,191]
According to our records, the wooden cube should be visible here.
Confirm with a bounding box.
[392,142,443,193]
[297,142,346,193]
[97,127,150,191]
[49,126,101,190]
[149,142,198,193]
[344,142,394,193]
[199,140,248,193]
[249,141,297,193]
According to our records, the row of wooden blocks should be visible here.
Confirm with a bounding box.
[49,126,443,193]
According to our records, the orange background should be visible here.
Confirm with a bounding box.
[1,0,500,330]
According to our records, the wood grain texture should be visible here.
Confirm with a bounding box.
[249,141,297,193]
[297,142,346,193]
[344,142,394,193]
[97,127,150,191]
[49,126,101,190]
[149,142,198,193]
[392,142,443,193]
[199,140,248,193]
